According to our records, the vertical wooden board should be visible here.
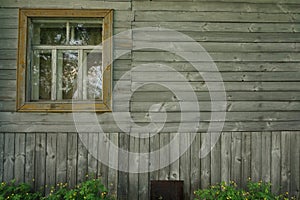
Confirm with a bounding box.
[241,132,251,188]
[169,133,180,181]
[77,134,88,183]
[290,131,300,198]
[3,133,14,182]
[281,131,291,194]
[149,133,160,181]
[67,133,77,188]
[117,133,129,200]
[231,132,242,186]
[56,133,67,184]
[35,133,46,193]
[0,133,4,182]
[159,133,170,180]
[179,133,191,200]
[190,133,200,199]
[251,132,261,182]
[98,133,109,187]
[14,133,25,184]
[87,133,98,177]
[221,132,231,184]
[108,133,118,199]
[138,133,149,200]
[211,132,221,185]
[45,133,56,194]
[271,132,281,194]
[200,132,210,189]
[261,132,271,182]
[128,135,139,200]
[25,133,35,188]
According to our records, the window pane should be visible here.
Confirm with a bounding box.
[31,50,52,100]
[58,51,78,100]
[40,27,66,45]
[86,52,102,100]
[71,24,102,45]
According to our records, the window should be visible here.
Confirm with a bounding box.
[17,9,113,112]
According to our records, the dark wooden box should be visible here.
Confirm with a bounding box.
[150,180,184,200]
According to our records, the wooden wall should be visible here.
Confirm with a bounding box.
[0,0,300,199]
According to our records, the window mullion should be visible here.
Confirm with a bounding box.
[51,49,57,100]
[78,49,84,100]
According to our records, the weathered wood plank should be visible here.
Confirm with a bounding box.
[179,133,191,199]
[281,131,291,194]
[14,133,25,184]
[67,133,77,188]
[149,133,160,180]
[289,131,300,198]
[108,133,118,199]
[169,133,180,181]
[98,133,109,187]
[0,133,4,182]
[56,133,67,184]
[138,133,149,200]
[261,132,271,182]
[271,132,281,194]
[45,133,56,194]
[241,132,251,188]
[117,134,129,200]
[251,132,262,182]
[221,132,231,184]
[210,132,221,185]
[0,70,16,80]
[135,11,300,23]
[25,133,35,188]
[133,2,300,13]
[231,132,242,185]
[87,133,98,177]
[3,133,14,182]
[193,0,300,4]
[159,133,170,180]
[35,133,46,193]
[77,135,88,183]
[200,133,211,189]
[128,136,139,200]
[190,133,200,199]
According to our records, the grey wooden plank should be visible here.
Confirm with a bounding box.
[193,0,300,3]
[0,133,3,182]
[14,133,25,184]
[0,70,16,80]
[67,133,77,188]
[133,22,300,33]
[221,132,231,184]
[290,131,300,198]
[128,135,139,200]
[261,132,271,182]
[200,133,211,189]
[0,9,18,18]
[271,132,281,194]
[210,132,221,185]
[231,132,242,186]
[87,133,98,177]
[281,131,291,194]
[0,1,131,10]
[98,133,109,187]
[190,133,200,199]
[159,133,170,180]
[138,133,149,200]
[0,39,17,50]
[149,133,160,181]
[135,11,300,23]
[117,133,129,200]
[45,133,56,194]
[35,133,46,193]
[251,132,262,182]
[56,133,67,184]
[179,133,190,199]
[0,29,17,39]
[3,133,14,182]
[77,135,88,183]
[133,1,300,13]
[241,132,251,188]
[169,133,180,181]
[0,50,16,60]
[25,133,35,188]
[108,133,118,199]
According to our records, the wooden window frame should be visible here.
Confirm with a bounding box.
[17,9,113,112]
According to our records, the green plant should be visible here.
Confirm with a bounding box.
[0,180,42,200]
[193,180,295,200]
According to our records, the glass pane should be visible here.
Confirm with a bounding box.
[31,50,52,100]
[40,27,66,45]
[57,51,78,100]
[71,24,102,45]
[86,52,102,99]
